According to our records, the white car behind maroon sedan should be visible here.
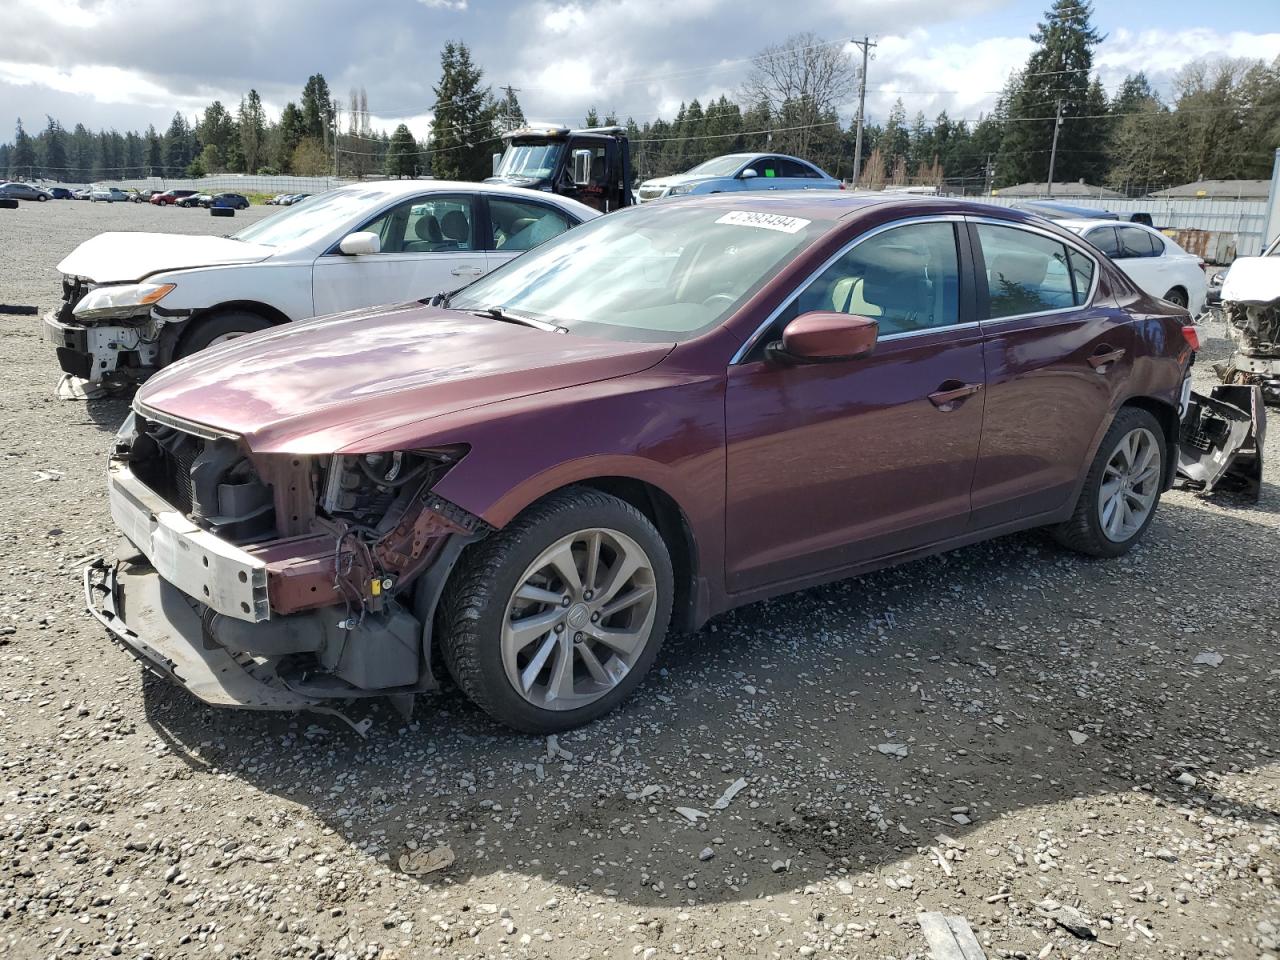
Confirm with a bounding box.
[1060,219,1207,315]
[40,181,599,388]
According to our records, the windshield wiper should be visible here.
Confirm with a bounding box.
[475,305,567,335]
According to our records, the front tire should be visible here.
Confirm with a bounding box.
[37,194,47,202]
[176,310,273,359]
[1053,407,1166,557]
[439,488,674,733]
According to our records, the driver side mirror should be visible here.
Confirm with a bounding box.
[339,231,381,256]
[767,312,878,364]
[571,149,593,186]
[739,167,758,180]
[492,152,501,175]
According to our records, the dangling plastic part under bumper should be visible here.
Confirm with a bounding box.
[1176,384,1266,500]
[84,558,372,735]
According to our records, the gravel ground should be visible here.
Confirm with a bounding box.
[0,201,1277,960]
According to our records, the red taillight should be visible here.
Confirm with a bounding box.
[1182,325,1201,351]
[839,181,846,190]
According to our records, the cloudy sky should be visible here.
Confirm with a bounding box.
[2,0,1277,142]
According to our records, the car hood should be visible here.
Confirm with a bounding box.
[1221,256,1280,306]
[135,303,675,453]
[56,232,274,282]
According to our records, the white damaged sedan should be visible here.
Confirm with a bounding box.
[41,181,598,387]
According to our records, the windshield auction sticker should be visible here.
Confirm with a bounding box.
[715,211,811,234]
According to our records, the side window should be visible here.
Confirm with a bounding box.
[1118,226,1158,259]
[976,223,1076,318]
[1086,226,1119,257]
[360,195,475,254]
[489,197,573,252]
[1067,249,1095,306]
[776,158,813,179]
[757,157,782,179]
[782,222,961,338]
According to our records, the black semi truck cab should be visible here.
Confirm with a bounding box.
[487,125,634,213]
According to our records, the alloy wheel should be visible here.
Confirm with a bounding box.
[501,527,657,711]
[1097,426,1160,542]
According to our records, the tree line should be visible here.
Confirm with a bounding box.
[3,1,1278,193]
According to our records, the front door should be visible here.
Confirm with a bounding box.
[312,193,489,314]
[725,219,986,593]
[968,219,1132,527]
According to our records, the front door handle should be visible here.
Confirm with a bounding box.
[928,381,983,411]
[451,265,483,277]
[1088,345,1126,372]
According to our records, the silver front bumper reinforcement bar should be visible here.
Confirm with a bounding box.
[84,558,370,734]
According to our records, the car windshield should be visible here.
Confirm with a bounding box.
[450,203,827,343]
[685,155,751,177]
[233,188,377,247]
[496,142,564,179]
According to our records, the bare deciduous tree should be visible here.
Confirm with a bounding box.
[740,32,856,158]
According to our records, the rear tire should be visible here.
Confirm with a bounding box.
[37,194,47,202]
[1053,407,1166,558]
[1163,287,1188,309]
[176,310,273,359]
[439,487,673,733]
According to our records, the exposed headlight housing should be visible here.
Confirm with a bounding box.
[73,282,175,321]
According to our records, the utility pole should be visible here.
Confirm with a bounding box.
[500,85,522,132]
[850,36,877,189]
[1045,98,1064,197]
[984,154,994,196]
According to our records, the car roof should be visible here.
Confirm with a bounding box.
[327,179,602,219]
[655,190,1058,226]
[1057,217,1160,234]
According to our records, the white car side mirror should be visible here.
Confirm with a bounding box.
[740,168,758,180]
[339,232,381,256]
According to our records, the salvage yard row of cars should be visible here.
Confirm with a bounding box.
[25,150,1267,733]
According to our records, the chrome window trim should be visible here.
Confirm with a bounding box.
[965,215,1101,322]
[729,214,968,365]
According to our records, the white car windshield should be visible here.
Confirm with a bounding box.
[496,142,563,179]
[450,203,826,343]
[686,155,752,177]
[233,188,382,247]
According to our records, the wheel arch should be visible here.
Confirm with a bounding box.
[1118,394,1179,490]
[161,300,292,364]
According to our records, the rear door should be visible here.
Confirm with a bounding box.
[312,193,489,313]
[968,218,1131,528]
[483,195,578,270]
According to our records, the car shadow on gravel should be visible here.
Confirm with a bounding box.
[134,497,1279,906]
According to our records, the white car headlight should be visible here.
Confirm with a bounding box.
[667,184,694,197]
[73,282,175,321]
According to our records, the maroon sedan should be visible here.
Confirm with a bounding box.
[88,194,1196,732]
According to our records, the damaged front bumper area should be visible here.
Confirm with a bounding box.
[87,410,488,726]
[1176,384,1266,500]
[41,308,161,384]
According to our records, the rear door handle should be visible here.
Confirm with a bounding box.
[451,265,483,277]
[1088,346,1126,372]
[928,381,983,411]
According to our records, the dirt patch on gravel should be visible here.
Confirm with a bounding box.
[0,202,1276,960]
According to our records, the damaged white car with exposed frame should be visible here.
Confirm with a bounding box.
[39,181,598,391]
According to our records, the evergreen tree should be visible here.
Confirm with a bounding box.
[277,102,306,172]
[163,113,192,176]
[70,123,94,181]
[583,106,600,128]
[301,73,334,142]
[238,89,267,173]
[385,123,420,178]
[9,119,35,178]
[145,125,163,176]
[42,117,67,178]
[996,0,1105,187]
[429,41,496,181]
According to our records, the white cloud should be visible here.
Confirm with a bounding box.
[417,0,467,8]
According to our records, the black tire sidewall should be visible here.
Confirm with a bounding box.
[1164,288,1188,308]
[1077,408,1167,557]
[178,311,273,358]
[447,492,674,733]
